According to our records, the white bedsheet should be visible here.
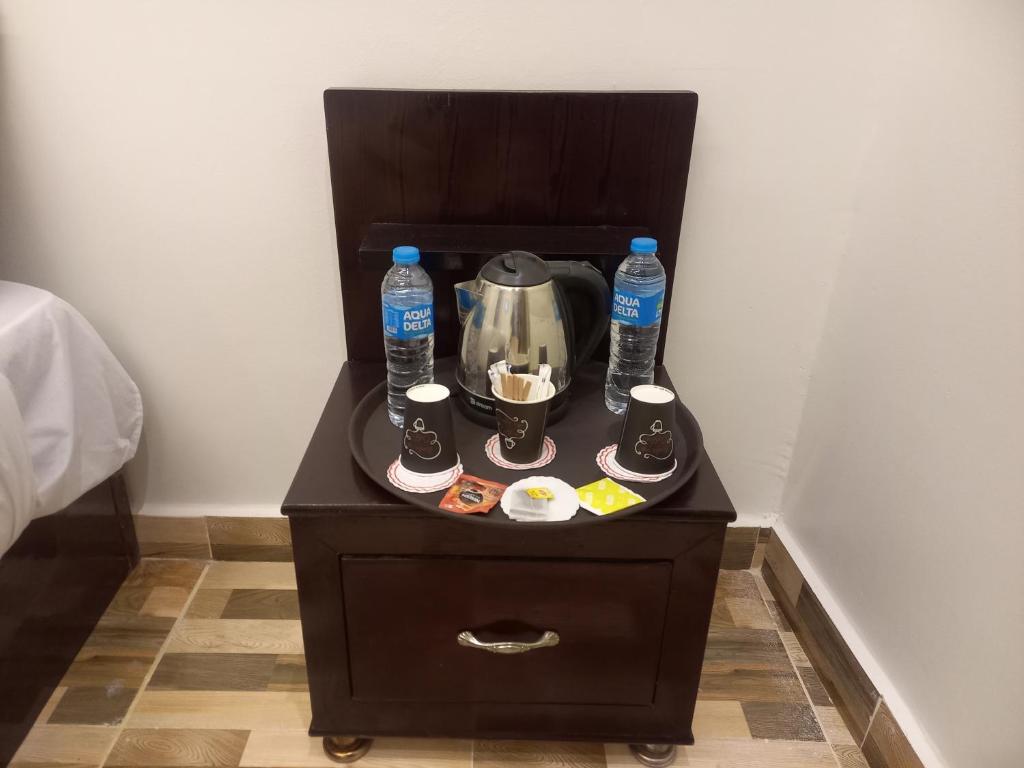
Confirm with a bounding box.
[0,281,142,554]
[0,374,35,553]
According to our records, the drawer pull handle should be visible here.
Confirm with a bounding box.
[457,630,560,655]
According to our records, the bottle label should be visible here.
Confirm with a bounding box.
[382,301,434,339]
[612,288,664,326]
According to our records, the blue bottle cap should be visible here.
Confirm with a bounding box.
[392,245,420,264]
[630,237,658,254]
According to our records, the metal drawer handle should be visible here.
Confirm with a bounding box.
[457,630,560,655]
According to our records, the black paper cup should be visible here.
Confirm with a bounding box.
[400,384,459,474]
[494,376,555,464]
[615,384,677,475]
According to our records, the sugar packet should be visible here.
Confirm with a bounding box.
[576,477,646,516]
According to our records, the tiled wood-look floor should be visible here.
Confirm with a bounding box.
[12,560,867,768]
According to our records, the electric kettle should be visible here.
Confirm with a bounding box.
[456,251,610,420]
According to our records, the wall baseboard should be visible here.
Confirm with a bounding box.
[137,503,282,518]
[134,514,291,562]
[763,525,939,768]
[135,511,767,570]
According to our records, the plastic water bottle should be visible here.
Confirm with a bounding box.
[605,237,666,414]
[381,246,434,426]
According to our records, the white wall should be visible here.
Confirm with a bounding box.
[0,0,882,520]
[778,2,1024,766]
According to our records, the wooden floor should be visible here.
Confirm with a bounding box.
[11,560,868,768]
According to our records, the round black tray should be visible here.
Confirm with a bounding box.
[348,360,703,526]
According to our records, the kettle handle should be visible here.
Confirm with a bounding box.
[548,261,611,372]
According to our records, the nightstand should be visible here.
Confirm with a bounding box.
[282,361,735,766]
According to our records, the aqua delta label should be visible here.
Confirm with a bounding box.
[612,288,664,326]
[383,301,434,340]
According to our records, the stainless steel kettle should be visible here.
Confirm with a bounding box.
[456,251,610,419]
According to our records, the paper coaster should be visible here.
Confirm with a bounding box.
[485,434,556,470]
[387,458,463,493]
[500,477,579,522]
[596,444,676,483]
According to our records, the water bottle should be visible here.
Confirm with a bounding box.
[605,237,666,414]
[381,245,434,426]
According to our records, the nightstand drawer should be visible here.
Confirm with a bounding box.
[342,556,671,705]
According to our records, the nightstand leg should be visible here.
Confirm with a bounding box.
[629,743,677,767]
[323,736,373,763]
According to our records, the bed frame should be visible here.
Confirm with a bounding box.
[0,472,138,765]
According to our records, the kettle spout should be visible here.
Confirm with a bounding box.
[454,280,481,327]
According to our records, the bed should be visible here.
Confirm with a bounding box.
[0,281,142,763]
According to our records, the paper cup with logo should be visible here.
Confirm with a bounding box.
[400,384,458,474]
[614,384,677,475]
[493,375,555,464]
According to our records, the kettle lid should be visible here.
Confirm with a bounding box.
[480,251,551,288]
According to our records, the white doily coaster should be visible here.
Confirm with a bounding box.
[386,458,463,493]
[500,476,579,522]
[484,434,556,470]
[596,444,676,483]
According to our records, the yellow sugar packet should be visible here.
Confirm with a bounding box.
[576,478,646,516]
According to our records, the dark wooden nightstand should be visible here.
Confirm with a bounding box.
[291,88,721,766]
[282,361,735,766]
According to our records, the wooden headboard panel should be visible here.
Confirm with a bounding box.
[323,89,698,363]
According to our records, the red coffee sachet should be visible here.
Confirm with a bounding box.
[439,474,507,514]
